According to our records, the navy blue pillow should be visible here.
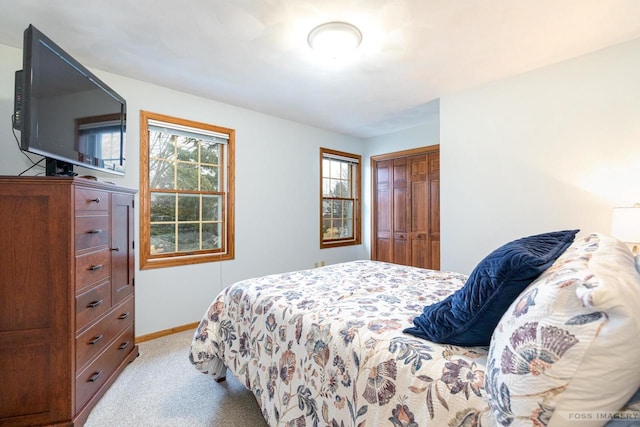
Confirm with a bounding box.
[404,229,579,346]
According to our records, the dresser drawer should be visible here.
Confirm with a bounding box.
[76,249,111,292]
[76,297,134,370]
[75,215,110,251]
[75,325,135,412]
[76,280,112,331]
[75,188,110,212]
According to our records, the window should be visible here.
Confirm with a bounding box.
[140,111,234,269]
[320,148,361,248]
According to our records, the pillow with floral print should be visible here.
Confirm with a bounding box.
[485,233,640,427]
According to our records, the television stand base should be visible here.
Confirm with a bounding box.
[46,157,76,176]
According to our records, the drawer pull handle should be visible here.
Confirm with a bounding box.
[89,264,103,271]
[87,299,103,308]
[88,370,102,382]
[111,246,120,252]
[91,197,101,204]
[118,312,130,320]
[88,229,103,234]
[118,341,130,350]
[88,335,103,345]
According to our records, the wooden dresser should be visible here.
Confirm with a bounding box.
[0,176,138,426]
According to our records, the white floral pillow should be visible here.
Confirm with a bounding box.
[485,233,640,427]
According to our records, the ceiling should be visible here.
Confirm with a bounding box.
[0,0,639,138]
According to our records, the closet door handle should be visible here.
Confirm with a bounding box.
[111,246,120,252]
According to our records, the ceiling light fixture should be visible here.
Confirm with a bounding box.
[307,21,362,57]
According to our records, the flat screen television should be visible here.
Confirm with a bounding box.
[13,24,126,176]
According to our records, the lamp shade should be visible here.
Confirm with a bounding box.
[611,206,640,243]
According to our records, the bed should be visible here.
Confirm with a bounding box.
[189,232,640,426]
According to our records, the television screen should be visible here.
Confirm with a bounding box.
[16,24,126,176]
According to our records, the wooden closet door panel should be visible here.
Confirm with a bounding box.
[392,158,410,265]
[409,155,429,268]
[392,158,408,234]
[374,160,393,263]
[393,238,410,266]
[428,153,440,270]
[429,177,441,269]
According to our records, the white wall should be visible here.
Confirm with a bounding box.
[0,43,364,336]
[440,37,640,274]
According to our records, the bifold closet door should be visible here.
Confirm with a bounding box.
[372,148,439,270]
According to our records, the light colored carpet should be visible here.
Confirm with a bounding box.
[84,329,268,427]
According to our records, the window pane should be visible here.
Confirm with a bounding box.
[342,219,353,238]
[330,199,341,219]
[150,193,175,221]
[330,160,341,179]
[178,194,199,221]
[149,160,175,189]
[341,163,350,180]
[202,142,219,164]
[330,179,338,197]
[177,137,199,162]
[203,223,221,250]
[322,199,331,217]
[202,195,221,221]
[322,197,356,241]
[333,179,351,198]
[322,178,331,197]
[322,159,330,178]
[150,224,175,254]
[176,162,199,191]
[323,219,336,239]
[177,223,199,251]
[330,218,353,239]
[344,200,354,219]
[149,133,175,160]
[201,165,219,191]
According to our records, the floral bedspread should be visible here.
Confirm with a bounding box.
[189,260,496,426]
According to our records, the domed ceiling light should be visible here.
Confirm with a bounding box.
[307,21,362,57]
